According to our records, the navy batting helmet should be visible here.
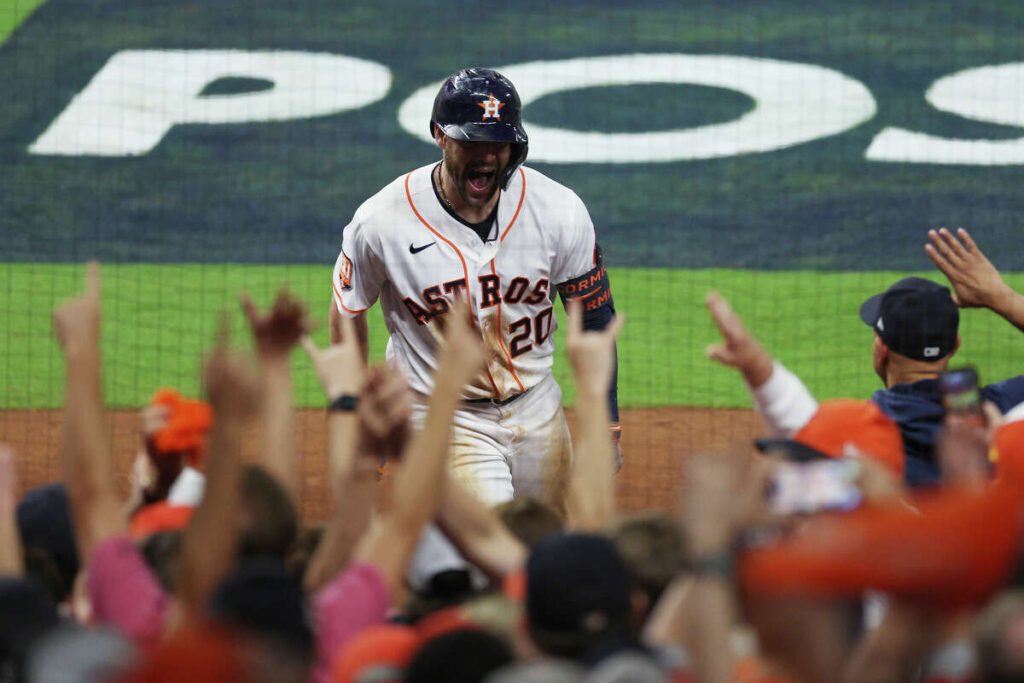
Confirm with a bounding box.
[430,68,528,189]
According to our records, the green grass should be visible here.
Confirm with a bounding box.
[3,264,1022,410]
[0,0,45,44]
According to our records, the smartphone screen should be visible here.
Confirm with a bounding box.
[768,460,862,515]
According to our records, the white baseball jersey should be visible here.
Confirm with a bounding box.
[332,162,597,402]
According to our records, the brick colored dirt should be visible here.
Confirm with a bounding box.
[0,407,763,521]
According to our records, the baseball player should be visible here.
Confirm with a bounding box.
[330,67,620,507]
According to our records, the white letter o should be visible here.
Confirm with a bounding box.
[398,54,876,163]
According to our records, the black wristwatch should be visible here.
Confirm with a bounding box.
[328,394,359,412]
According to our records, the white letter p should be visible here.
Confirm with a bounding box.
[30,49,392,156]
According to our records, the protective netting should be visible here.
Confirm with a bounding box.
[2,0,1022,515]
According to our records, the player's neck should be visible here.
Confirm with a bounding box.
[884,355,944,387]
[436,163,500,224]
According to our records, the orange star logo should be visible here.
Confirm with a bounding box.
[477,95,505,120]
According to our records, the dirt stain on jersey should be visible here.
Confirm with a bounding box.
[541,411,573,516]
[479,313,521,400]
[449,437,498,505]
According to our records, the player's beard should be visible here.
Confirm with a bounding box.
[443,157,505,211]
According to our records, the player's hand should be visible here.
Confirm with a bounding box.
[202,315,259,419]
[565,298,625,398]
[301,311,366,400]
[437,300,485,388]
[356,364,411,460]
[705,291,774,388]
[241,287,310,359]
[54,261,101,356]
[926,228,1012,310]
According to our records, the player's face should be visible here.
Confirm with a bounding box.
[441,137,512,210]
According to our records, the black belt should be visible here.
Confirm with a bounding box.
[465,387,529,406]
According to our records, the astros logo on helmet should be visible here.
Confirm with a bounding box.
[477,95,505,120]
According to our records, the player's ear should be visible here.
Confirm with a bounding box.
[872,334,889,381]
[872,334,887,356]
[952,334,961,356]
[432,124,447,150]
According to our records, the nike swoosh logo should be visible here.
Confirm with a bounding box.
[409,242,436,254]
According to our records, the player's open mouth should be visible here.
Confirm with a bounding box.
[466,169,495,194]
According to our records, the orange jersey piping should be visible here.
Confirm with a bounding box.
[405,171,501,398]
[333,281,368,314]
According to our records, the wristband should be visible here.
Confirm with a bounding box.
[328,394,359,412]
[690,551,734,580]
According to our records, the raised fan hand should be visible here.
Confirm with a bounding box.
[54,261,101,355]
[682,448,773,555]
[436,299,486,389]
[241,287,311,359]
[705,291,774,388]
[202,315,259,419]
[565,298,624,397]
[356,365,412,461]
[301,310,366,400]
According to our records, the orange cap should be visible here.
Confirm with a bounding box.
[130,502,195,540]
[994,419,1024,488]
[794,399,905,477]
[331,624,421,683]
[739,480,1024,610]
[150,388,213,466]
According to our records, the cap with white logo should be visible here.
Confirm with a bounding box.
[859,277,959,361]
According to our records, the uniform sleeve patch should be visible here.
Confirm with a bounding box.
[338,252,353,290]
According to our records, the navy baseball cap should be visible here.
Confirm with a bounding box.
[17,483,79,600]
[526,534,631,635]
[859,277,959,361]
[209,558,314,656]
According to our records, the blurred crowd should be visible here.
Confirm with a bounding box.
[3,226,1024,683]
